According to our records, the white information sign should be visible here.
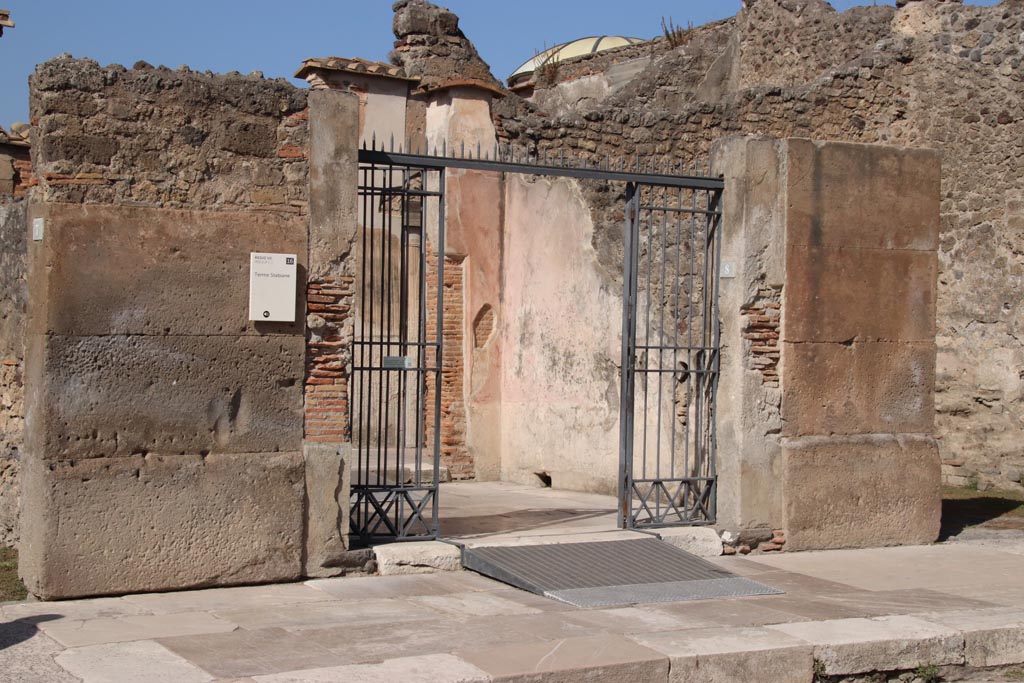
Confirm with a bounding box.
[249,252,297,322]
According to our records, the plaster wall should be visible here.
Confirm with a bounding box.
[320,72,409,148]
[445,169,504,481]
[425,86,497,154]
[499,175,623,494]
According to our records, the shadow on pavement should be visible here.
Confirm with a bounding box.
[0,615,63,652]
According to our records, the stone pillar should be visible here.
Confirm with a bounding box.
[303,89,360,576]
[712,136,942,550]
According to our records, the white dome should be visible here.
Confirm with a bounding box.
[510,36,645,79]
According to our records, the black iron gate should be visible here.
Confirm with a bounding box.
[619,178,723,529]
[350,158,445,544]
[353,141,723,542]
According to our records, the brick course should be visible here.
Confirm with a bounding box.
[425,252,472,479]
[304,277,355,442]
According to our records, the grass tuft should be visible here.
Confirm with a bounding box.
[0,545,27,602]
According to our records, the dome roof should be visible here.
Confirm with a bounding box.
[510,36,645,80]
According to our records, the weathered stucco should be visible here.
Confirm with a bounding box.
[499,175,623,494]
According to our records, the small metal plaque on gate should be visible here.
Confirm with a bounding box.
[383,356,415,370]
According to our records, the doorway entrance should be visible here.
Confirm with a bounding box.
[349,142,723,546]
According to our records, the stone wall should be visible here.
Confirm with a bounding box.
[0,198,26,546]
[19,57,329,598]
[498,0,1024,492]
[713,136,941,549]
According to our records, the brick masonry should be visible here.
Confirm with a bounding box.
[305,277,355,443]
[425,252,472,479]
[742,286,782,388]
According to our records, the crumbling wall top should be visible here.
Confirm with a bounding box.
[389,0,504,94]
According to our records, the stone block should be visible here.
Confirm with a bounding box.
[374,541,462,576]
[28,204,307,337]
[302,442,350,578]
[40,611,238,648]
[786,138,940,252]
[781,435,941,550]
[769,615,963,675]
[784,244,936,343]
[457,634,669,683]
[782,341,935,437]
[25,333,303,459]
[632,626,813,683]
[55,641,215,683]
[656,527,724,557]
[917,607,1024,667]
[158,627,341,679]
[307,90,358,280]
[18,451,304,599]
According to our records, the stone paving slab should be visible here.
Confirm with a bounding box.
[409,590,544,617]
[213,597,439,631]
[55,640,214,682]
[295,612,603,664]
[304,570,503,600]
[158,627,343,679]
[1,595,153,622]
[0,622,79,683]
[121,582,331,614]
[4,541,1024,682]
[457,633,670,683]
[252,653,491,683]
[39,610,239,648]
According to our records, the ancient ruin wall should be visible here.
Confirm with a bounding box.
[498,0,1024,491]
[22,57,313,597]
[29,57,308,210]
[0,198,25,546]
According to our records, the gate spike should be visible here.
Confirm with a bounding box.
[372,131,377,151]
[477,141,481,160]
[442,139,447,157]
[461,140,465,159]
[389,133,394,152]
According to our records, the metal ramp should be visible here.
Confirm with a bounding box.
[462,538,781,608]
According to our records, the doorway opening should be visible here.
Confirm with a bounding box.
[349,142,723,547]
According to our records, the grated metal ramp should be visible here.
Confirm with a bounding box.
[462,538,782,608]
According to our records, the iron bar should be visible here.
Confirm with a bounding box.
[359,148,724,190]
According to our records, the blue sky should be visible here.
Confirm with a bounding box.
[0,1,1001,129]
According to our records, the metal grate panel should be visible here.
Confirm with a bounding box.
[462,538,781,607]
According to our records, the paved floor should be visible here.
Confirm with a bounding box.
[3,482,1024,682]
[438,481,624,545]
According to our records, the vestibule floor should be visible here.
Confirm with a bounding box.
[437,480,623,545]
